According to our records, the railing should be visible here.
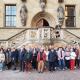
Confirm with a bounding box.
[0,27,80,48]
[62,29,80,44]
[7,27,71,48]
[65,29,80,39]
[8,27,53,47]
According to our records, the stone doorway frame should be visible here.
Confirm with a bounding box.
[31,12,56,28]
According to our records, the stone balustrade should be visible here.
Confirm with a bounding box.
[8,28,55,48]
[0,27,80,48]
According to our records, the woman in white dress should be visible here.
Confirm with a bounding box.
[0,49,5,71]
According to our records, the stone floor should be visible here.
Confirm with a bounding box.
[0,70,80,80]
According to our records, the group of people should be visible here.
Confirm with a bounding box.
[0,45,80,73]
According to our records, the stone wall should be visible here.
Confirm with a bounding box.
[0,0,79,28]
[0,0,4,27]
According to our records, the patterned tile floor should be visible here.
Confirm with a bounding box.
[0,70,80,80]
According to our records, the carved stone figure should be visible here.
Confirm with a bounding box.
[57,6,64,19]
[57,5,64,26]
[20,4,27,26]
[40,0,46,11]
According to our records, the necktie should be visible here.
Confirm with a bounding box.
[61,51,62,57]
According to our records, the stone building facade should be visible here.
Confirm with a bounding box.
[0,0,80,48]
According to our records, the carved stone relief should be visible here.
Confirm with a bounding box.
[20,4,27,26]
[57,5,64,26]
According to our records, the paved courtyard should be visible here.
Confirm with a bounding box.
[0,70,80,80]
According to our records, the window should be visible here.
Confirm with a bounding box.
[5,4,16,27]
[65,5,76,27]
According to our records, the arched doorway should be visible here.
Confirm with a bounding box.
[36,18,49,27]
[31,12,55,28]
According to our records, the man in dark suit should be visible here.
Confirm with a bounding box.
[19,46,26,72]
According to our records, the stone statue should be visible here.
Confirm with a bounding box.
[20,4,27,26]
[57,5,64,26]
[40,0,46,11]
[57,6,64,19]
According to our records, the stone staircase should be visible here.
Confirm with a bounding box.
[0,28,25,47]
[63,29,80,44]
[8,28,52,48]
[0,28,24,40]
[0,27,80,48]
[51,29,80,47]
